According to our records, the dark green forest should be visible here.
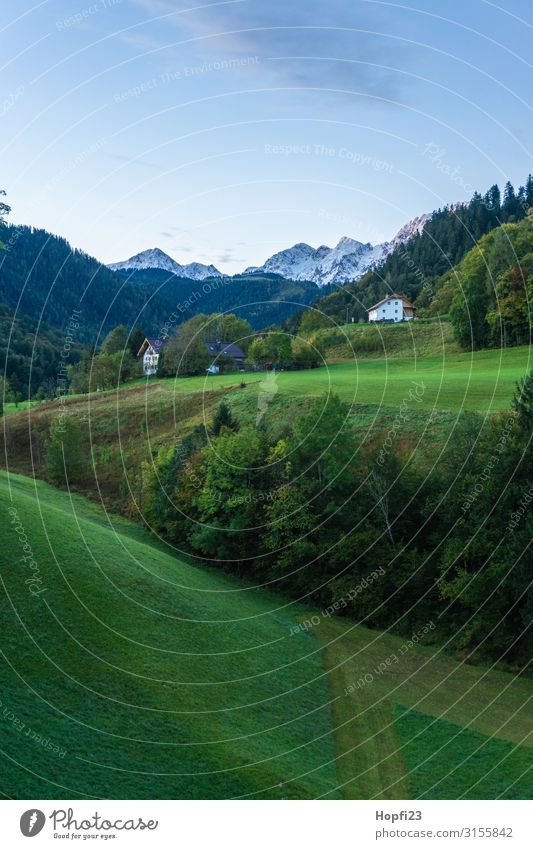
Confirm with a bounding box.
[138,381,533,667]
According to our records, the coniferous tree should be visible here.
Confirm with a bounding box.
[129,324,146,358]
[210,402,239,436]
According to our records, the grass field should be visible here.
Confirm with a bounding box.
[315,618,533,800]
[2,472,532,799]
[315,318,460,361]
[162,344,531,413]
[0,471,339,800]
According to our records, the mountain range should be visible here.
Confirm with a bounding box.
[107,213,430,287]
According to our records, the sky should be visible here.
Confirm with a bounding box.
[2,0,533,273]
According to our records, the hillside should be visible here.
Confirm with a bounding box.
[119,268,326,329]
[310,318,460,361]
[0,225,324,347]
[0,302,85,398]
[0,471,339,799]
[0,225,166,343]
[289,177,533,331]
[1,472,531,799]
[1,342,529,516]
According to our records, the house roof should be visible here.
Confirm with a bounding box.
[137,337,168,356]
[205,340,245,359]
[367,293,416,312]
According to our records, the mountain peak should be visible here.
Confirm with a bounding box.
[247,212,431,286]
[108,248,222,280]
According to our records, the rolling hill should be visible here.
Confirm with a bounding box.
[1,472,531,799]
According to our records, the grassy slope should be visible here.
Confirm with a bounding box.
[138,343,530,413]
[315,318,460,361]
[0,472,339,800]
[1,343,529,514]
[2,473,532,800]
[315,619,533,800]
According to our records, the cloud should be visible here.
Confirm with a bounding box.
[131,0,413,104]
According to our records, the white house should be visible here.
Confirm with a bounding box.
[367,293,416,323]
[137,337,167,375]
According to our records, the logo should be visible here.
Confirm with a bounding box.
[256,369,279,425]
[20,810,46,837]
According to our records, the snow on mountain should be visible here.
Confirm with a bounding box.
[108,248,223,280]
[245,213,431,286]
[108,213,431,287]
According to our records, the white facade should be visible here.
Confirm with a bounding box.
[143,345,160,375]
[368,297,414,323]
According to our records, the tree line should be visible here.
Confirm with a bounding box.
[135,376,533,667]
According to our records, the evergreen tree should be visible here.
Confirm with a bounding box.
[210,402,239,436]
[129,324,145,357]
[502,180,519,221]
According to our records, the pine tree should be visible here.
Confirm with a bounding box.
[210,402,239,436]
[502,180,519,221]
[129,324,145,357]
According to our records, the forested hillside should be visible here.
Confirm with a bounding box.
[0,302,85,400]
[0,224,324,346]
[291,177,533,332]
[118,268,326,329]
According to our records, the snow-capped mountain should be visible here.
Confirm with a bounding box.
[108,248,223,280]
[245,213,431,286]
[108,213,430,287]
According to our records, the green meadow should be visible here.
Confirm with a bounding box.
[164,344,531,414]
[1,472,532,799]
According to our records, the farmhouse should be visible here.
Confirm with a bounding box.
[367,294,416,323]
[205,340,246,374]
[137,337,167,375]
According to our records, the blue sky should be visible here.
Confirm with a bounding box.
[2,0,533,272]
